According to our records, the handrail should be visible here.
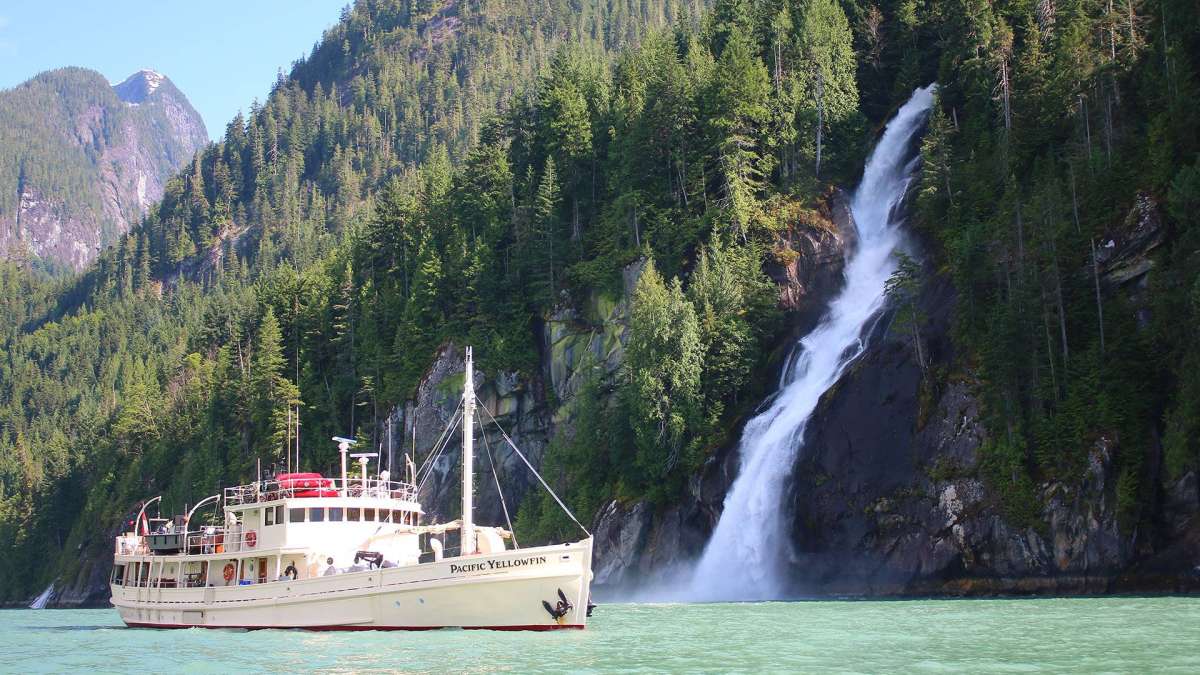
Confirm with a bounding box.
[185,494,220,526]
[222,477,418,506]
[134,496,161,535]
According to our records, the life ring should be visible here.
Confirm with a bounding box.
[245,530,257,549]
[222,563,236,583]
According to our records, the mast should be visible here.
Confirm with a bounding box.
[461,346,476,555]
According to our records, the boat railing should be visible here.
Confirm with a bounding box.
[223,477,418,506]
[184,527,262,554]
[115,534,148,556]
[115,526,259,556]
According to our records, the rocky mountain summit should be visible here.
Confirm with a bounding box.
[0,68,207,271]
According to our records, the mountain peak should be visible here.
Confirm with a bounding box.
[113,69,169,104]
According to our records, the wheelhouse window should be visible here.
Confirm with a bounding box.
[275,505,284,525]
[265,508,275,526]
[347,508,360,522]
[392,510,405,524]
[364,508,376,521]
[289,508,306,523]
[329,507,344,522]
[309,508,325,522]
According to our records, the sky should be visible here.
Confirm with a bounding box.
[0,1,350,139]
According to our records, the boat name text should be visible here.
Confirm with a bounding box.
[450,555,548,574]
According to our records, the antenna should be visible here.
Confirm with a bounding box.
[351,452,379,491]
[333,437,358,495]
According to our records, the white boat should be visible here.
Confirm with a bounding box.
[110,348,594,630]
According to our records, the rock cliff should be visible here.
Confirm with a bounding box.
[0,68,207,271]
[590,193,1200,599]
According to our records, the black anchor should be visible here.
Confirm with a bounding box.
[541,588,573,621]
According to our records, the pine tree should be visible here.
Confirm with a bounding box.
[252,308,300,461]
[530,158,563,304]
[707,32,773,240]
[625,258,703,496]
[796,0,859,179]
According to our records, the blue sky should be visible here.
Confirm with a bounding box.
[0,1,349,139]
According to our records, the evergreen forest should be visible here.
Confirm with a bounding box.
[1,0,1198,601]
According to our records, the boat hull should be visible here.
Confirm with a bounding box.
[112,540,592,631]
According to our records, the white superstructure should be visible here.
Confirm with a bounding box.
[110,349,594,631]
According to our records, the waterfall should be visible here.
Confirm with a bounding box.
[29,583,55,609]
[688,86,937,601]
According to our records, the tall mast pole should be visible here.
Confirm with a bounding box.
[461,346,476,555]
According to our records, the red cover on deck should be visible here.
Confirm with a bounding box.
[293,489,340,498]
[278,473,333,489]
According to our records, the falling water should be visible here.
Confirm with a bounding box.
[689,86,937,601]
[28,583,54,609]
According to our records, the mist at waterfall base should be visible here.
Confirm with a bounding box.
[634,85,936,603]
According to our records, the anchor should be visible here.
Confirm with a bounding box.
[541,588,573,624]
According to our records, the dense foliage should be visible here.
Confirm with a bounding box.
[0,68,204,262]
[907,0,1200,533]
[2,0,859,600]
[3,0,1199,602]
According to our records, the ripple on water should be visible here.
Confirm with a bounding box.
[5,597,1200,673]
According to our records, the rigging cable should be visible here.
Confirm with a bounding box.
[415,398,463,485]
[478,415,518,548]
[416,408,463,494]
[478,401,591,537]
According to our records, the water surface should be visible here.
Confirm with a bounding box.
[4,597,1198,673]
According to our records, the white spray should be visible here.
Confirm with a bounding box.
[688,86,937,601]
[29,583,55,609]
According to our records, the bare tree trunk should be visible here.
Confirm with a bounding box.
[1069,163,1082,235]
[1104,90,1114,166]
[1080,95,1093,164]
[1091,237,1106,353]
[1015,198,1026,279]
[572,196,581,244]
[1042,286,1061,403]
[814,70,825,179]
[1000,60,1013,132]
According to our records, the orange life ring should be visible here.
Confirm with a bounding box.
[245,530,257,549]
[222,563,236,582]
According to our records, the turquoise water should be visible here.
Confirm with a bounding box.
[4,597,1199,673]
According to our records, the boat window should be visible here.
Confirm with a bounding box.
[265,508,275,526]
[309,508,325,522]
[364,508,376,521]
[289,508,305,523]
[329,507,344,522]
[392,510,405,523]
[275,505,284,525]
[347,508,360,521]
[380,510,391,523]
[112,564,125,585]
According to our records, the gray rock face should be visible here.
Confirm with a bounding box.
[385,344,551,530]
[765,189,857,318]
[0,68,207,270]
[782,271,1193,596]
[590,194,859,597]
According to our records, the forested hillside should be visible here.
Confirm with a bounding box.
[3,0,1200,604]
[0,68,208,271]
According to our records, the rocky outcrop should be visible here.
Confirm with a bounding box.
[0,68,207,270]
[1096,191,1166,288]
[590,193,859,596]
[385,344,551,528]
[784,271,1199,596]
[765,189,857,318]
